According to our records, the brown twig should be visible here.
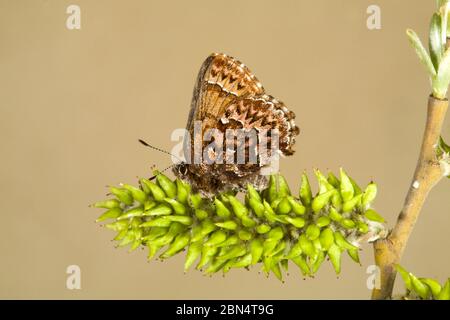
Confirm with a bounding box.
[371,96,448,300]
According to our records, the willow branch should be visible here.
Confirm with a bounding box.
[371,96,448,300]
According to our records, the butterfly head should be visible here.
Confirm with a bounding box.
[173,162,188,178]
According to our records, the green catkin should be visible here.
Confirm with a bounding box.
[94,169,386,281]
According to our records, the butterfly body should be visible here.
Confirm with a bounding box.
[173,53,299,197]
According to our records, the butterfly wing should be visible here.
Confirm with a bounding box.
[186,53,265,132]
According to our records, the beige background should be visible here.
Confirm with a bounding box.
[0,0,449,299]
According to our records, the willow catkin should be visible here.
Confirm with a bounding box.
[92,169,387,281]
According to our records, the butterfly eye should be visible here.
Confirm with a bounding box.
[179,165,188,175]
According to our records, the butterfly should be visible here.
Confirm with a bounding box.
[172,53,300,197]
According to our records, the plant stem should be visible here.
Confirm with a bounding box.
[371,96,448,300]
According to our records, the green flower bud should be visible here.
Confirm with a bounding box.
[144,200,156,211]
[347,249,360,264]
[216,234,239,247]
[342,194,362,213]
[205,230,227,247]
[410,274,430,299]
[267,226,284,241]
[227,195,249,218]
[327,244,342,275]
[267,175,279,203]
[192,220,217,242]
[92,199,121,209]
[287,196,306,215]
[271,262,283,281]
[96,207,122,222]
[262,200,278,223]
[214,198,232,219]
[339,168,354,202]
[110,186,134,205]
[248,197,265,218]
[334,231,358,250]
[420,278,442,299]
[141,180,165,202]
[117,206,143,220]
[311,190,335,213]
[246,184,262,202]
[197,246,219,270]
[362,182,377,207]
[105,220,129,231]
[256,224,271,234]
[299,234,316,258]
[340,218,356,229]
[205,259,227,275]
[284,216,306,228]
[319,227,334,251]
[215,220,238,230]
[140,217,172,228]
[349,175,362,195]
[316,216,331,227]
[160,231,190,259]
[217,244,246,261]
[232,253,252,268]
[276,197,292,214]
[113,229,128,241]
[142,227,168,242]
[238,229,253,241]
[286,239,303,259]
[395,265,413,291]
[291,255,310,277]
[299,172,313,206]
[176,179,190,204]
[139,178,151,194]
[189,193,203,209]
[147,242,164,260]
[331,192,343,211]
[364,209,385,223]
[329,207,343,222]
[314,169,335,194]
[164,198,187,215]
[277,175,291,197]
[357,221,369,234]
[241,215,257,228]
[142,203,172,216]
[306,225,321,240]
[327,171,340,189]
[165,215,193,226]
[122,184,147,203]
[438,279,450,300]
[155,171,177,198]
[250,238,264,264]
[311,251,325,274]
[194,208,208,220]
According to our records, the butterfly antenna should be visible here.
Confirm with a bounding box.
[148,164,176,181]
[138,139,183,163]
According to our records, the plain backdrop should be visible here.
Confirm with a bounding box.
[1,0,449,299]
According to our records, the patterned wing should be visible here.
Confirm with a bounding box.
[186,53,265,132]
[222,95,300,160]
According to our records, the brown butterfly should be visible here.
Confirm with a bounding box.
[172,53,300,197]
